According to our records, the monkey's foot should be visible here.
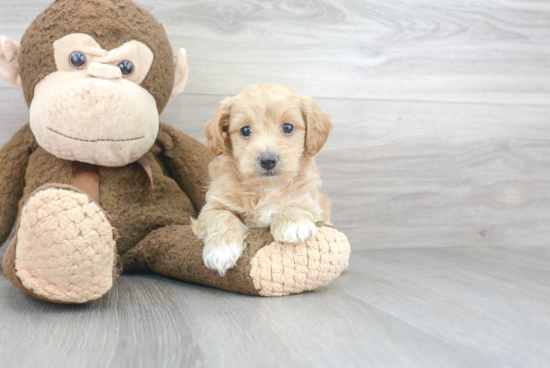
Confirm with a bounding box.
[125,224,350,297]
[249,226,350,296]
[14,187,116,303]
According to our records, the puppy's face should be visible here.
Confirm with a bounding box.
[227,90,306,179]
[205,83,332,181]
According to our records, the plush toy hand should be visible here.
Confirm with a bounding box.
[270,207,318,243]
[0,36,22,85]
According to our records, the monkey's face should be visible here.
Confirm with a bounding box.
[29,34,159,167]
[1,0,190,167]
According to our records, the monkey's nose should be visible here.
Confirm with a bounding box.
[259,152,279,170]
[87,63,123,79]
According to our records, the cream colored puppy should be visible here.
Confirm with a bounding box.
[193,83,333,276]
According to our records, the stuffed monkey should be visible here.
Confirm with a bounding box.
[0,0,350,303]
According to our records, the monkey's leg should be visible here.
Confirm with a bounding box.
[123,224,350,297]
[2,184,117,303]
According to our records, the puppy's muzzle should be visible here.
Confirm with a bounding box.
[259,152,279,171]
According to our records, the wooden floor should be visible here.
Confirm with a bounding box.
[1,247,550,368]
[1,0,550,367]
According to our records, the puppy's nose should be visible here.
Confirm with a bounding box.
[259,153,279,170]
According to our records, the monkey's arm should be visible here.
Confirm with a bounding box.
[0,123,35,244]
[156,123,214,213]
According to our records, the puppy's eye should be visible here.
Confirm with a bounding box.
[69,51,87,69]
[240,126,252,138]
[118,61,134,76]
[282,123,294,134]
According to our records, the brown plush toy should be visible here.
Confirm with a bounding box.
[0,0,350,304]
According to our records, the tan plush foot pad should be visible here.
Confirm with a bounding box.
[249,226,350,297]
[15,188,116,303]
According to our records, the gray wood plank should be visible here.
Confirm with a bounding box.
[167,95,550,250]
[1,246,549,368]
[1,0,549,104]
[315,99,550,249]
[1,2,549,367]
[345,247,550,367]
[2,92,550,250]
[2,0,550,250]
[113,0,550,105]
[120,94,550,251]
[0,275,204,368]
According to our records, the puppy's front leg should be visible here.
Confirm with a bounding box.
[271,207,318,243]
[193,209,249,276]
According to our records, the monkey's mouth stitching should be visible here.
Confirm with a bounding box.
[47,127,145,142]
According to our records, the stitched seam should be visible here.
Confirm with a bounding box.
[47,127,144,142]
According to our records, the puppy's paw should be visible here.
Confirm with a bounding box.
[272,219,317,243]
[271,209,318,243]
[202,239,245,276]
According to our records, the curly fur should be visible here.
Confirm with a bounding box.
[193,83,334,275]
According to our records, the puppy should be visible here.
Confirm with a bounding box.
[193,83,333,276]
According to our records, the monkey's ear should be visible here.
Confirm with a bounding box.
[204,98,232,156]
[301,96,333,156]
[171,48,189,96]
[0,36,22,86]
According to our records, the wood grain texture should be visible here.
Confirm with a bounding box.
[150,0,550,105]
[1,0,550,105]
[2,0,549,250]
[1,247,549,368]
[165,95,550,250]
[2,91,549,250]
[111,94,550,250]
[1,2,550,365]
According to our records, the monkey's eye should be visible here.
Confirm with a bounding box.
[240,126,252,138]
[69,51,87,69]
[282,123,294,134]
[118,61,134,76]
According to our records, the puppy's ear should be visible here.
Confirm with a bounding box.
[205,97,232,156]
[301,97,333,156]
